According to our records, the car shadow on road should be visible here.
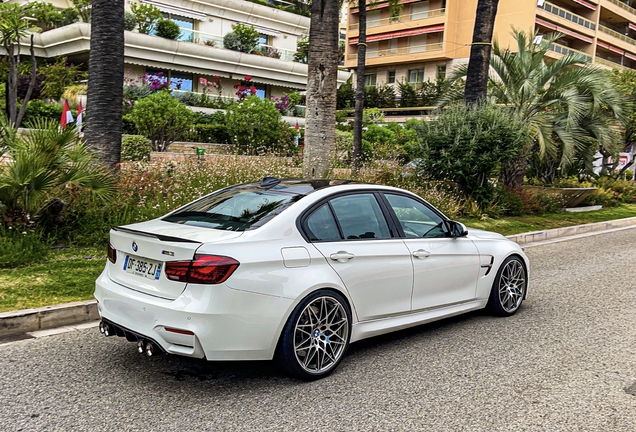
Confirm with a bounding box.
[112,309,498,387]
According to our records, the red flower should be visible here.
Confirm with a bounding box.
[250,86,257,94]
[244,75,253,81]
[233,82,241,89]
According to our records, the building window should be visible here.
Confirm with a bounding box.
[146,69,193,92]
[254,83,267,99]
[437,65,446,80]
[388,71,396,84]
[408,69,424,83]
[364,73,377,86]
[161,13,195,42]
[258,33,269,46]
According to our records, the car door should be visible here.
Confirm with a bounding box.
[381,193,481,312]
[303,192,414,321]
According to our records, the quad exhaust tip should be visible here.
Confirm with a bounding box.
[99,321,112,337]
[136,339,158,357]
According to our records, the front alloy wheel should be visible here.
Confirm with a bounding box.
[488,256,527,317]
[279,290,351,380]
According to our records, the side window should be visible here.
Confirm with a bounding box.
[306,204,341,242]
[384,194,445,238]
[329,194,391,240]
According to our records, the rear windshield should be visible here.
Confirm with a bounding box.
[163,187,303,231]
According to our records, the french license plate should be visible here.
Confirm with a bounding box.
[123,254,162,280]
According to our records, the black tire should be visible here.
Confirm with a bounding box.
[278,289,352,381]
[487,255,527,317]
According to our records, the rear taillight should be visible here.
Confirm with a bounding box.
[107,243,116,264]
[165,255,239,284]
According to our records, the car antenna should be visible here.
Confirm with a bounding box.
[261,177,281,189]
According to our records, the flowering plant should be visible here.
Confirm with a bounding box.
[233,75,257,102]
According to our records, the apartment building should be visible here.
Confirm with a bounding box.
[344,0,636,88]
[8,0,349,99]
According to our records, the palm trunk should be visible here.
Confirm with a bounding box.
[15,35,38,129]
[500,150,528,189]
[302,0,340,178]
[352,0,367,174]
[464,0,500,105]
[85,0,125,168]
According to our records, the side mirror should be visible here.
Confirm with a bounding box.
[443,221,468,238]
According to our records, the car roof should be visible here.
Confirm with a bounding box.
[232,178,364,196]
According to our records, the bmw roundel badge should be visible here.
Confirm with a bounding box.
[132,241,138,252]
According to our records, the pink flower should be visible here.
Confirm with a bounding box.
[199,77,208,86]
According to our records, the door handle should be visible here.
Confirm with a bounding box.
[330,251,355,263]
[412,249,431,259]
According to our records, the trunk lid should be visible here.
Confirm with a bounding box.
[107,220,243,299]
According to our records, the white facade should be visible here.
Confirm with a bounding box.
[7,0,350,98]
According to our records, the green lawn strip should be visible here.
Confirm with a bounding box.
[2,204,636,313]
[0,247,105,313]
[458,204,636,236]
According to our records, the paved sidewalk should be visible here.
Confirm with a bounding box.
[2,216,636,339]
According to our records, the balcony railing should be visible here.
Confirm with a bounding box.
[538,1,596,30]
[348,8,445,31]
[594,56,628,69]
[599,24,636,46]
[347,42,444,61]
[178,28,297,62]
[606,0,636,16]
[547,42,592,61]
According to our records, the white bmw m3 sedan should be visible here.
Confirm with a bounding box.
[95,178,529,380]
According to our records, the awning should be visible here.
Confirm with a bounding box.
[572,0,596,10]
[252,26,281,38]
[140,0,208,20]
[626,52,636,61]
[630,23,636,32]
[352,0,419,13]
[535,18,593,43]
[349,24,444,45]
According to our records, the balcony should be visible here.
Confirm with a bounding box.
[546,42,592,61]
[594,56,628,69]
[598,25,636,54]
[536,1,596,33]
[8,23,351,90]
[179,28,298,62]
[348,8,446,32]
[603,0,636,19]
[347,42,444,65]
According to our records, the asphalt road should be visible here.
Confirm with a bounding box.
[1,229,636,432]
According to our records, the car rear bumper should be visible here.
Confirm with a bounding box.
[94,268,294,361]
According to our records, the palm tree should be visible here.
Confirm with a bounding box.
[464,0,500,105]
[84,0,125,169]
[452,29,626,188]
[351,0,367,174]
[302,0,340,177]
[0,116,116,226]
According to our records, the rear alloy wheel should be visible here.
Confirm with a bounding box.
[488,256,527,317]
[279,290,351,380]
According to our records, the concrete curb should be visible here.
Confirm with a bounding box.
[505,216,636,244]
[3,216,636,338]
[0,300,98,338]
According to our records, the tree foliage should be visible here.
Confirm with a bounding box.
[129,92,193,152]
[130,1,162,34]
[223,23,260,53]
[225,95,292,154]
[155,19,181,40]
[412,104,528,204]
[40,57,87,101]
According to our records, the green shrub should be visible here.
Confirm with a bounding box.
[40,57,87,101]
[398,81,418,107]
[225,96,291,154]
[223,23,260,53]
[22,100,64,123]
[155,19,181,40]
[0,229,51,268]
[412,104,528,205]
[122,114,138,135]
[123,11,137,31]
[121,135,153,161]
[129,92,194,151]
[337,77,355,109]
[191,124,230,144]
[130,1,162,34]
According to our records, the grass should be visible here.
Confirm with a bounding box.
[458,204,636,236]
[1,204,636,313]
[0,246,104,313]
